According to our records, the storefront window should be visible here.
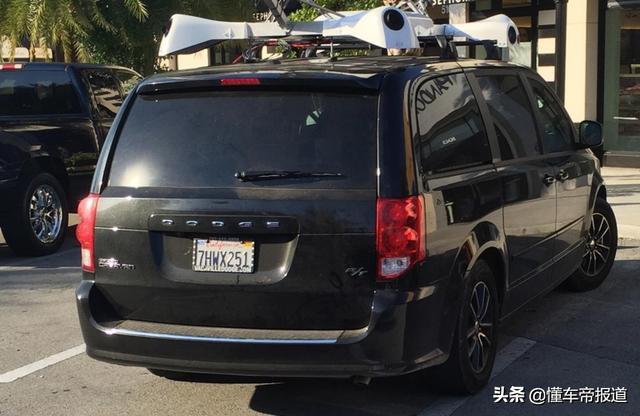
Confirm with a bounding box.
[603,8,640,152]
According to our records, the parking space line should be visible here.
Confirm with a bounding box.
[417,337,537,416]
[0,344,85,383]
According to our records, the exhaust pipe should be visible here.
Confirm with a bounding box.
[351,376,372,386]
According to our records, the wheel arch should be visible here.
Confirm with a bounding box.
[452,221,509,312]
[19,156,70,195]
[589,171,606,210]
[596,184,607,201]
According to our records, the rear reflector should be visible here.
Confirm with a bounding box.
[219,78,261,86]
[76,193,99,272]
[376,196,426,281]
[0,64,23,70]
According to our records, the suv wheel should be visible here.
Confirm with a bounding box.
[426,259,499,394]
[564,198,617,292]
[2,172,68,256]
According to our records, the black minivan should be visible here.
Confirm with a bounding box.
[76,57,616,393]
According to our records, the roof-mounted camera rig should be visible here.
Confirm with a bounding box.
[158,0,519,63]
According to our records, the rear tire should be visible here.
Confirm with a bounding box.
[1,172,68,256]
[426,260,499,394]
[564,198,617,292]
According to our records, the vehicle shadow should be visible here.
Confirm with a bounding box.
[165,371,441,415]
[0,225,79,268]
[247,373,440,416]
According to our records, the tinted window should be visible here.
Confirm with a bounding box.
[85,70,122,119]
[114,70,141,97]
[477,75,540,159]
[529,78,575,153]
[109,91,376,189]
[415,73,491,174]
[0,70,81,116]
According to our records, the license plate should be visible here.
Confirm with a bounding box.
[192,238,254,273]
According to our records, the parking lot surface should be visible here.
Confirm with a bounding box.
[1,229,639,416]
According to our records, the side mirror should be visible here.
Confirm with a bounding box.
[579,120,603,148]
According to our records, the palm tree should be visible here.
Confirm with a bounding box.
[86,0,255,74]
[0,0,148,62]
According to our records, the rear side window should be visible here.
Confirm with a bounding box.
[415,73,492,174]
[477,75,540,160]
[0,70,81,116]
[114,70,141,97]
[108,91,377,189]
[528,78,575,153]
[84,70,123,119]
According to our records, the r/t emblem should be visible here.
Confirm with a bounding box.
[345,267,368,278]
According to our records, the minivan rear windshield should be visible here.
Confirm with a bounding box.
[0,70,81,116]
[108,91,377,189]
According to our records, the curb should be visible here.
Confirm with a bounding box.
[618,225,640,241]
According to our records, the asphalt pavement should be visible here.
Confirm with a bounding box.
[1,171,639,415]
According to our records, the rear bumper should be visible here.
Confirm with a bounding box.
[76,279,453,378]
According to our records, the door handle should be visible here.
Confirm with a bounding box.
[556,170,569,182]
[542,174,556,186]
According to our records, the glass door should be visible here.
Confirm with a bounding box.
[603,8,640,152]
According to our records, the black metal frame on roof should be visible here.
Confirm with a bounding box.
[228,35,505,63]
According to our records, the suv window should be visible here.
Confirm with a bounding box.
[0,70,81,116]
[114,70,141,97]
[108,91,377,189]
[415,73,492,174]
[84,70,122,119]
[528,78,575,153]
[477,74,541,160]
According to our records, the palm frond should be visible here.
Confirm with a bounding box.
[123,0,148,21]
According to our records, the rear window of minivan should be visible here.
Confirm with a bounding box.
[0,70,81,116]
[107,91,377,189]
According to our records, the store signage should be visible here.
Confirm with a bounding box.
[429,0,475,5]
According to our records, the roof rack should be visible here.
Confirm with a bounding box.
[158,3,518,62]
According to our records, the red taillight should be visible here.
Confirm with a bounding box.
[219,77,261,86]
[76,193,99,272]
[376,196,426,281]
[0,64,23,70]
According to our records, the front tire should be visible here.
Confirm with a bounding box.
[427,260,499,394]
[564,198,617,292]
[2,172,68,256]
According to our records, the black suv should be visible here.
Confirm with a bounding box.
[75,57,616,393]
[0,63,141,255]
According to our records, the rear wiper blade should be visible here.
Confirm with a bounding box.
[235,170,345,182]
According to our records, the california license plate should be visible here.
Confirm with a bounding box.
[192,238,254,273]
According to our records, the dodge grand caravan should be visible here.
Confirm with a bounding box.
[75,56,616,394]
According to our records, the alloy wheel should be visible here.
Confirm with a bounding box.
[580,212,612,277]
[467,281,494,373]
[29,184,63,244]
